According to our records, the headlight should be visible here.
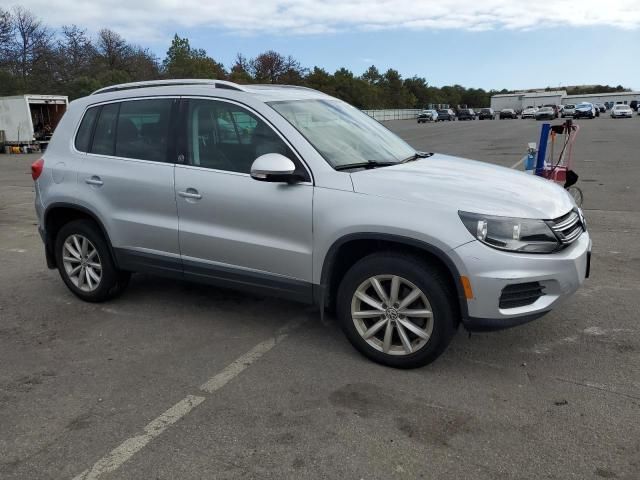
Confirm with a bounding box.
[458,211,560,253]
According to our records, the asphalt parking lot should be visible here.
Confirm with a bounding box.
[1,115,639,479]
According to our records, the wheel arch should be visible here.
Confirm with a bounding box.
[43,202,118,269]
[318,233,469,322]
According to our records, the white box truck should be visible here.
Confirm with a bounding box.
[0,94,68,150]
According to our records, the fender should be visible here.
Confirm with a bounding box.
[42,202,120,269]
[317,232,469,321]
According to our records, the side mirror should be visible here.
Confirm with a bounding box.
[250,153,298,183]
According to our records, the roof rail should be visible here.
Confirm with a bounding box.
[91,79,246,95]
[248,84,318,92]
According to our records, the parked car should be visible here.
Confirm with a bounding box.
[32,79,591,369]
[610,104,633,118]
[499,108,517,119]
[573,102,596,119]
[594,103,606,113]
[436,109,456,121]
[542,104,560,118]
[535,106,556,120]
[630,100,638,111]
[457,108,476,120]
[521,107,538,119]
[478,108,495,120]
[417,109,438,123]
[561,104,576,118]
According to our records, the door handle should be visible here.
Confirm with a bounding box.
[178,188,202,200]
[85,176,103,186]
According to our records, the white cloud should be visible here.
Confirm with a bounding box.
[10,0,640,43]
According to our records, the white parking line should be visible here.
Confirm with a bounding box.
[71,318,305,479]
[200,337,276,393]
[72,395,205,480]
[510,155,528,169]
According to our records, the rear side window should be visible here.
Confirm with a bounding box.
[75,107,98,152]
[91,103,119,156]
[115,99,173,161]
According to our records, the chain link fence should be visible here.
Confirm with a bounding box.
[361,109,422,121]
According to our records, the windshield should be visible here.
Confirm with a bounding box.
[577,103,591,108]
[270,99,415,167]
[614,105,627,109]
[565,105,575,109]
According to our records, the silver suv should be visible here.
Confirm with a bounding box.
[33,79,591,368]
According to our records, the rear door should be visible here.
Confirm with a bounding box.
[75,97,181,274]
[174,97,314,301]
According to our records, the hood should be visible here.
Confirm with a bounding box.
[350,154,575,219]
[576,105,592,111]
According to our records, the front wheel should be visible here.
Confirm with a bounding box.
[337,253,457,368]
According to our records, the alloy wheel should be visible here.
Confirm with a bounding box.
[351,275,434,356]
[62,234,102,292]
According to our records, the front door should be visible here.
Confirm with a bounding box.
[174,98,313,300]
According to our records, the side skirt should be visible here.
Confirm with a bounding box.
[113,248,314,304]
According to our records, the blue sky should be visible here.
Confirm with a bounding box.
[182,26,640,91]
[17,0,640,91]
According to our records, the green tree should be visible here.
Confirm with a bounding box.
[228,53,252,83]
[249,50,306,84]
[305,66,336,96]
[403,76,430,108]
[379,69,415,108]
[362,65,382,85]
[162,34,226,79]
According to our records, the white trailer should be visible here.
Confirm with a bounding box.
[0,94,68,148]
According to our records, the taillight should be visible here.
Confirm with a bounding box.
[31,158,44,181]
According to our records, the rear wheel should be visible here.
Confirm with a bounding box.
[55,220,130,302]
[337,253,457,368]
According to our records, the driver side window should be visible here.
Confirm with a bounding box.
[186,99,294,174]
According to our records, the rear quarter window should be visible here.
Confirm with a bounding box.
[74,107,99,152]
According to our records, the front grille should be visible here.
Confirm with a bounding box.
[549,209,584,247]
[499,282,545,309]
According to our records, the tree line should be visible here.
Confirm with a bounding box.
[0,7,630,109]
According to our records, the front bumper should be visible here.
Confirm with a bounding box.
[453,231,591,331]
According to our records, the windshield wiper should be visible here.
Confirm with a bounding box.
[401,151,433,163]
[334,160,398,171]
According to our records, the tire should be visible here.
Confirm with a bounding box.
[55,220,131,302]
[336,252,457,369]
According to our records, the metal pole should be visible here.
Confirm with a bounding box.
[535,123,551,176]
